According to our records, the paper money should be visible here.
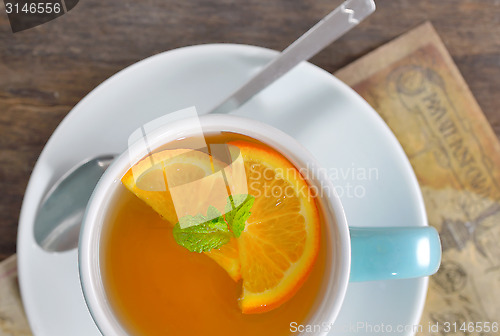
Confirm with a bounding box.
[0,255,32,336]
[336,22,500,335]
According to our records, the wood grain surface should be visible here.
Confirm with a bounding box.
[0,0,499,261]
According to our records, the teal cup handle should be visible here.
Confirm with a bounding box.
[349,227,441,282]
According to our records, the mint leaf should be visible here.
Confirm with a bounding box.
[225,194,255,238]
[172,196,254,252]
[173,215,231,253]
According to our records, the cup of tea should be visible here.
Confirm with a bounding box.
[79,113,441,335]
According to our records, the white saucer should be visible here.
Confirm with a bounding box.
[18,44,428,335]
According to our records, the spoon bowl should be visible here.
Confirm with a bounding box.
[34,155,115,252]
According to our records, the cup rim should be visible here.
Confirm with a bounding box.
[78,114,351,336]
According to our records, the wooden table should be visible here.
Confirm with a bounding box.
[0,0,499,261]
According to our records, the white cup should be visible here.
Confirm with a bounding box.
[79,114,350,335]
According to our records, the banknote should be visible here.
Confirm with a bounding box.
[0,255,32,336]
[336,22,500,335]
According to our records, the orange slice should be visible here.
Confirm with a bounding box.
[121,141,321,313]
[230,140,320,314]
[121,148,241,281]
[205,237,240,281]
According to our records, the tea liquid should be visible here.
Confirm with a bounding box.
[101,132,327,336]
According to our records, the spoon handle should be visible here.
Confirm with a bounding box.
[208,0,376,114]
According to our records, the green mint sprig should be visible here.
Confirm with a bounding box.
[173,195,255,252]
[225,194,255,238]
[173,215,231,253]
